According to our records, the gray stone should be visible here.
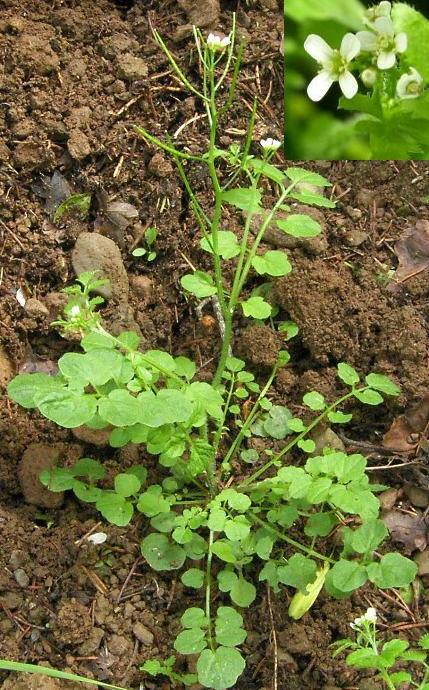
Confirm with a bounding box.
[72,232,129,302]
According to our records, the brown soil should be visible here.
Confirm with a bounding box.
[0,1,428,688]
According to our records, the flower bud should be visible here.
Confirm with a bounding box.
[360,67,377,87]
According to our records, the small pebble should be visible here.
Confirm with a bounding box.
[14,568,30,588]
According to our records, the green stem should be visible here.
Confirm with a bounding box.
[205,530,215,650]
[250,513,333,564]
[241,391,355,486]
[134,127,202,162]
[221,366,277,473]
[213,373,236,454]
[152,29,207,101]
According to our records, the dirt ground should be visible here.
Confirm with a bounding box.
[1,1,429,689]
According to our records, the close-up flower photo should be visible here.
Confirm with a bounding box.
[285,0,429,159]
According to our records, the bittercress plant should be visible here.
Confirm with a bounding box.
[3,18,417,690]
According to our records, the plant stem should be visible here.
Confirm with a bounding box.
[240,391,355,486]
[205,530,215,650]
[221,367,277,473]
[249,513,333,563]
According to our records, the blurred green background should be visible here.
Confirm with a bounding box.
[284,0,429,160]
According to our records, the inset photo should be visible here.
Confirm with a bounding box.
[284,0,429,159]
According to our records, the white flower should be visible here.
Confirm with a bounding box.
[363,1,392,27]
[396,67,424,100]
[260,138,282,151]
[304,33,360,102]
[206,32,231,51]
[357,17,407,70]
[350,607,377,630]
[87,532,107,545]
[70,305,81,317]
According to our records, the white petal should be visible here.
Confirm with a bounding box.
[88,532,107,545]
[16,288,27,307]
[339,71,358,99]
[356,31,378,51]
[374,16,394,36]
[395,32,407,53]
[307,71,334,102]
[379,1,392,14]
[340,33,361,61]
[377,51,396,69]
[304,34,333,64]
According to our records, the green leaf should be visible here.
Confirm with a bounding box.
[350,519,388,554]
[278,554,317,593]
[289,192,336,208]
[222,187,262,213]
[304,513,337,537]
[138,389,194,427]
[230,576,256,607]
[276,214,321,238]
[297,439,316,453]
[208,508,227,532]
[284,167,332,187]
[241,296,272,319]
[181,607,207,628]
[251,250,292,277]
[197,647,246,690]
[188,440,214,476]
[140,533,186,571]
[71,458,105,481]
[217,570,238,592]
[367,553,417,589]
[346,649,383,669]
[117,331,141,350]
[98,389,141,427]
[186,381,224,421]
[303,391,325,411]
[365,373,400,397]
[181,271,217,298]
[200,231,240,260]
[114,473,141,497]
[250,158,286,184]
[306,477,332,503]
[353,389,384,406]
[39,468,75,492]
[225,356,245,372]
[8,373,64,408]
[174,356,196,380]
[36,391,97,428]
[174,628,207,655]
[224,515,251,542]
[53,193,91,222]
[263,405,293,439]
[278,320,299,340]
[212,541,236,563]
[72,481,103,503]
[137,486,171,517]
[337,363,359,386]
[215,607,246,647]
[181,568,205,589]
[96,493,133,527]
[224,490,251,512]
[331,560,368,592]
[80,332,115,351]
[327,411,353,424]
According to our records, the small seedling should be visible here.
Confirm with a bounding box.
[132,226,158,261]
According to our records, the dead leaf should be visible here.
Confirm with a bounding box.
[383,394,429,453]
[94,188,139,246]
[32,170,72,216]
[382,510,428,553]
[390,220,429,287]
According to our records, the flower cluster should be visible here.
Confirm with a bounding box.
[350,607,377,630]
[304,1,424,102]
